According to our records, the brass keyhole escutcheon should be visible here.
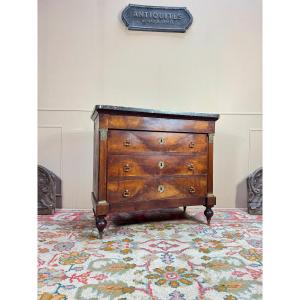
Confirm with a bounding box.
[122,189,130,197]
[158,137,166,145]
[158,161,165,169]
[123,139,131,147]
[123,164,130,172]
[158,185,165,193]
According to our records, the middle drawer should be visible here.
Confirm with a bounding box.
[107,154,208,177]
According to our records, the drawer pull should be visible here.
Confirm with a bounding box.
[123,164,130,172]
[123,139,131,147]
[158,185,165,193]
[189,141,195,148]
[189,186,196,193]
[158,161,165,169]
[158,137,166,145]
[122,189,130,197]
[187,163,194,170]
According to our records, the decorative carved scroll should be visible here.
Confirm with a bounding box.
[247,167,262,215]
[38,165,57,215]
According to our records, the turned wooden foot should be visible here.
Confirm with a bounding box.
[95,215,107,238]
[204,206,214,226]
[183,206,187,213]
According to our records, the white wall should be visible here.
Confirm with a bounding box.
[38,0,262,208]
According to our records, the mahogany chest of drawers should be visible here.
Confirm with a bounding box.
[91,105,219,238]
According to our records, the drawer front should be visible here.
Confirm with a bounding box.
[108,130,208,153]
[107,175,207,203]
[108,115,215,133]
[108,154,208,177]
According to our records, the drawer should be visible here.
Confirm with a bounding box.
[107,130,207,154]
[108,115,215,133]
[107,154,208,177]
[107,175,207,203]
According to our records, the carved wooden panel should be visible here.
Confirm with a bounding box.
[247,168,262,215]
[38,165,56,215]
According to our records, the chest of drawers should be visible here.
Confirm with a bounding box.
[91,105,219,238]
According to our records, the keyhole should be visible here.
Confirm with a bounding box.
[158,185,165,193]
[159,137,165,145]
[158,161,165,169]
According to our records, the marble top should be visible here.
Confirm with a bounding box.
[91,105,220,121]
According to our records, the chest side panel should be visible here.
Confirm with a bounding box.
[93,115,99,198]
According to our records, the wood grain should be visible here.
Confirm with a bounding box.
[91,106,218,237]
[107,175,207,203]
[108,115,215,133]
[92,114,99,198]
[108,154,208,177]
[109,197,207,213]
[98,114,108,203]
[108,130,208,154]
[207,136,214,194]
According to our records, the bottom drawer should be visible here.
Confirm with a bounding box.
[107,175,207,203]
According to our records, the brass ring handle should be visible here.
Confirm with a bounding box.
[123,139,131,147]
[122,189,130,197]
[123,164,130,172]
[187,163,194,170]
[189,141,195,148]
[189,186,196,193]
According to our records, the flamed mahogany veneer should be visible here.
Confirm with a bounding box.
[91,105,219,238]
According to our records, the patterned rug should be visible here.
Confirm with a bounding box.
[38,207,262,300]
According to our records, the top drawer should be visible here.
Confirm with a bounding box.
[107,115,215,133]
[108,130,208,154]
